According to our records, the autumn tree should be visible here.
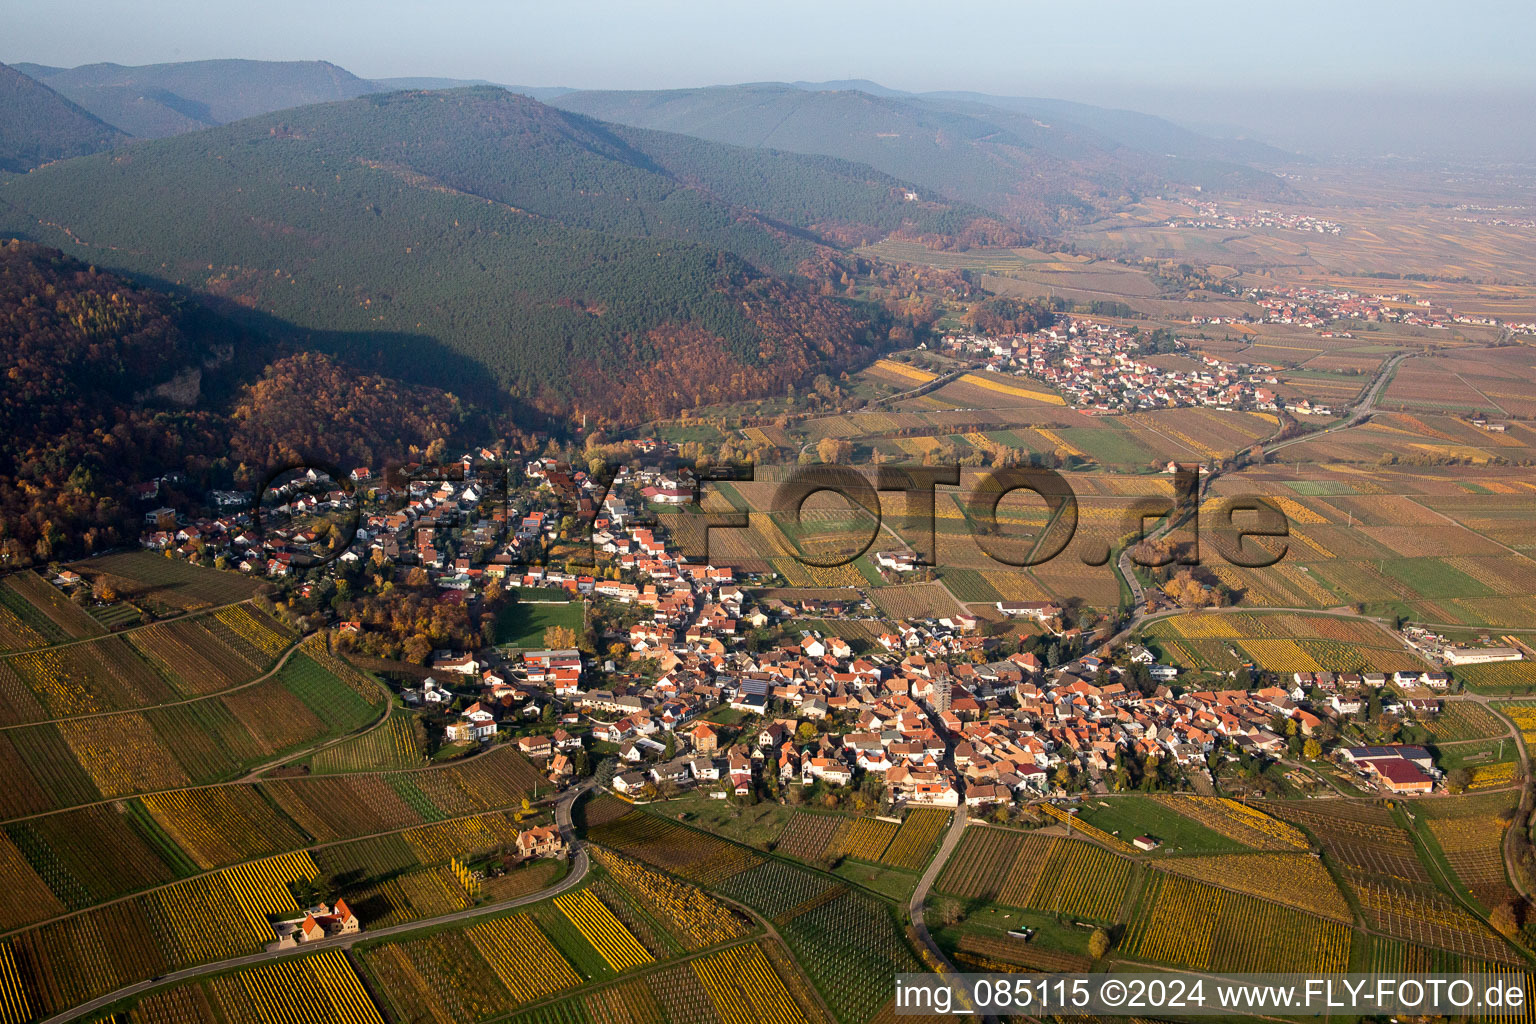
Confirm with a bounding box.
[1490,901,1523,940]
[544,624,579,650]
[1088,927,1111,959]
[816,437,853,465]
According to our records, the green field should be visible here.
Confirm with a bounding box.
[1073,795,1252,854]
[495,600,584,647]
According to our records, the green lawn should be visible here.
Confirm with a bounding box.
[934,903,1094,956]
[832,859,919,901]
[494,600,584,647]
[1073,795,1251,854]
[667,790,794,850]
[1431,736,1518,772]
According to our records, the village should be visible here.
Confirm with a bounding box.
[109,422,1522,847]
[1190,284,1536,338]
[941,316,1283,413]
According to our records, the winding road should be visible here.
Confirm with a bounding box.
[1108,350,1408,638]
[40,781,594,1024]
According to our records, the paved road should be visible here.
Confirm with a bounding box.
[907,805,967,978]
[41,781,593,1024]
[1108,350,1408,634]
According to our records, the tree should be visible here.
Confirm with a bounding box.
[1302,738,1322,760]
[544,624,579,650]
[1490,901,1522,940]
[816,437,852,464]
[1447,767,1472,793]
[1088,927,1111,959]
[91,577,116,602]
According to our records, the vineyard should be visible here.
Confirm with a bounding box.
[692,944,809,1024]
[879,809,947,870]
[364,929,528,1023]
[1263,800,1432,885]
[139,786,307,869]
[942,832,1135,921]
[1038,803,1136,854]
[953,934,1092,973]
[264,746,541,842]
[716,861,843,921]
[773,812,849,862]
[210,948,383,1024]
[777,888,922,1024]
[1355,880,1521,962]
[591,849,749,949]
[401,811,523,864]
[312,714,429,772]
[1145,612,1426,672]
[1158,853,1350,921]
[75,552,261,610]
[1123,872,1351,973]
[0,646,397,815]
[1420,804,1519,909]
[555,888,654,971]
[1154,796,1310,850]
[466,914,583,1003]
[0,850,318,1017]
[827,817,897,862]
[588,811,763,884]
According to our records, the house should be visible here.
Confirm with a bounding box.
[432,652,479,676]
[445,716,497,742]
[1133,835,1162,851]
[612,771,648,795]
[995,601,1061,622]
[688,722,720,754]
[518,735,554,759]
[271,899,360,949]
[1330,693,1363,715]
[516,825,566,859]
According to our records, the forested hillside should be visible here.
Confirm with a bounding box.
[0,87,989,421]
[553,84,1285,226]
[13,58,380,137]
[0,239,236,563]
[0,240,481,566]
[0,63,125,172]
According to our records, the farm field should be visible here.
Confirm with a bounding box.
[72,552,263,611]
[1071,795,1251,854]
[1144,611,1426,674]
[878,809,948,870]
[0,641,387,815]
[115,948,384,1024]
[1151,796,1311,851]
[936,827,1133,922]
[1414,794,1521,911]
[1263,800,1436,887]
[1122,872,1352,973]
[588,810,764,884]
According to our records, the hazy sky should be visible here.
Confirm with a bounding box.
[6,0,1534,156]
[6,0,1533,96]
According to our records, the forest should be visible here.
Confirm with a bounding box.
[0,87,1006,423]
[0,241,487,567]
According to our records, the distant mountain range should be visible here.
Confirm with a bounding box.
[0,57,1299,424]
[0,87,1005,423]
[0,63,125,172]
[11,58,381,138]
[551,83,1291,228]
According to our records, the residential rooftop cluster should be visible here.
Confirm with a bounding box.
[943,317,1279,413]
